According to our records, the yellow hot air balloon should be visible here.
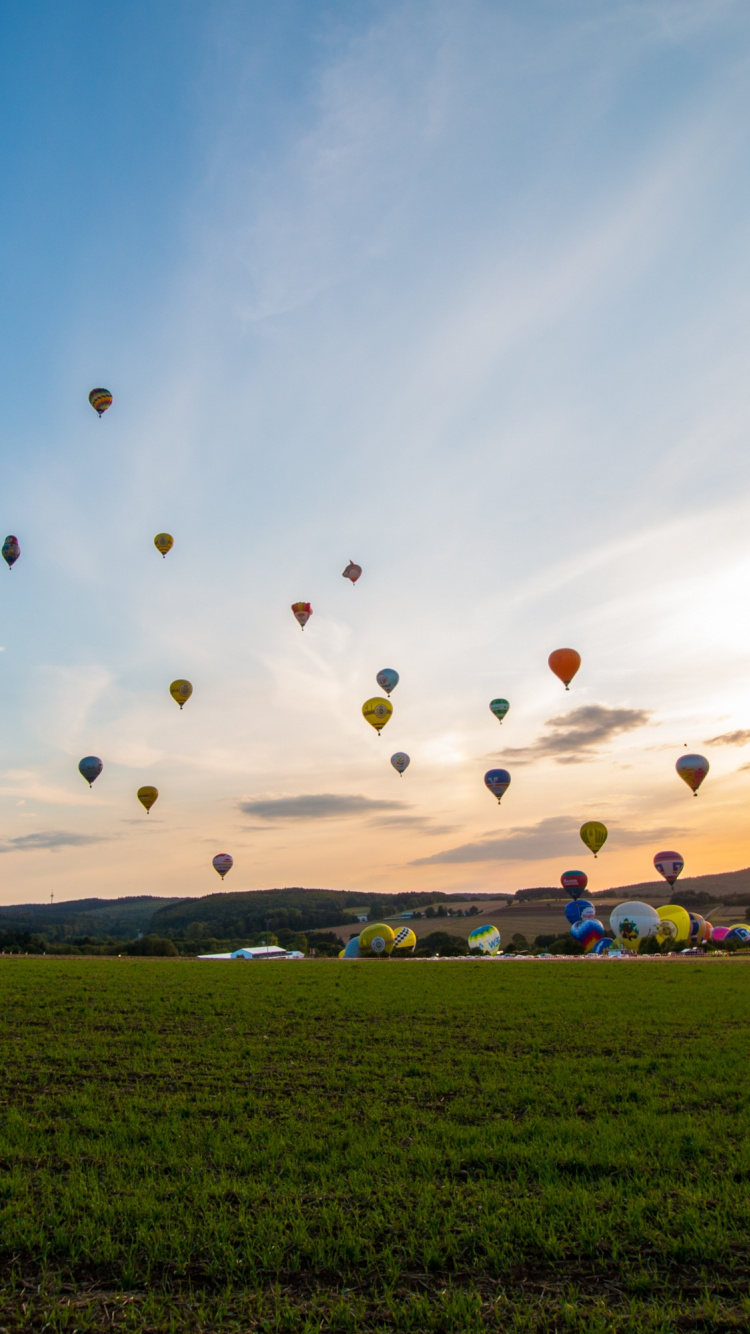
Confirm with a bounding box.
[170,679,193,709]
[392,926,417,952]
[362,697,393,734]
[580,821,608,857]
[656,903,691,946]
[137,786,159,814]
[359,922,395,955]
[154,533,174,558]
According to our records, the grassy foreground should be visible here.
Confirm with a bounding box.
[0,959,748,1332]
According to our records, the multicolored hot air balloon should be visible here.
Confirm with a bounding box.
[376,668,399,696]
[170,679,193,709]
[571,918,605,952]
[391,752,410,775]
[610,901,660,948]
[676,754,709,796]
[561,869,588,899]
[490,698,509,724]
[342,560,362,585]
[212,853,233,880]
[2,536,20,570]
[89,388,112,417]
[548,648,581,690]
[484,768,511,803]
[362,697,393,733]
[79,756,103,787]
[580,821,607,857]
[564,898,595,926]
[468,924,501,955]
[154,534,173,558]
[654,850,684,887]
[137,786,158,813]
[359,922,395,955]
[291,602,312,630]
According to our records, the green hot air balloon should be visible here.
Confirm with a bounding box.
[489,698,509,724]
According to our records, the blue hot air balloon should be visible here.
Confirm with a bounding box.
[564,898,595,927]
[484,768,511,804]
[78,756,103,787]
[343,935,362,958]
[376,668,399,696]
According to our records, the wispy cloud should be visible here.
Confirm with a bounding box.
[498,705,652,765]
[238,793,405,821]
[0,831,111,854]
[412,815,687,865]
[705,729,750,746]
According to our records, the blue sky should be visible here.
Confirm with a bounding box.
[2,0,750,903]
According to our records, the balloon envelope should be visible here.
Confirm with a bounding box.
[654,850,684,886]
[468,924,501,955]
[391,752,410,774]
[592,937,615,954]
[726,925,750,945]
[359,922,395,955]
[489,698,509,724]
[2,536,20,569]
[89,388,112,416]
[392,926,417,951]
[564,899,595,926]
[212,853,233,880]
[342,560,362,584]
[170,679,193,709]
[548,648,581,689]
[711,926,730,943]
[484,768,511,803]
[561,869,588,898]
[676,754,709,795]
[376,668,399,696]
[343,935,362,958]
[609,901,661,948]
[78,756,103,787]
[137,786,158,813]
[291,601,312,629]
[362,697,393,732]
[571,918,605,952]
[154,533,173,557]
[656,904,691,946]
[580,822,608,857]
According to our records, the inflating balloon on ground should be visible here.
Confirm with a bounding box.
[468,924,501,954]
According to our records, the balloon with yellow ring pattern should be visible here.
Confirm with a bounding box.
[170,679,193,709]
[154,533,173,558]
[362,697,393,734]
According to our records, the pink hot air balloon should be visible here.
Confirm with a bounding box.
[342,560,362,585]
[291,602,312,630]
[212,853,233,880]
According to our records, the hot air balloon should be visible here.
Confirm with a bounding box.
[489,699,509,724]
[376,668,399,696]
[392,926,417,952]
[343,935,362,958]
[548,648,581,690]
[137,786,158,813]
[711,926,731,944]
[89,388,112,417]
[725,925,750,945]
[580,821,607,857]
[212,853,233,880]
[561,869,588,898]
[676,754,709,796]
[391,752,410,775]
[2,536,20,570]
[342,560,362,585]
[359,922,395,955]
[291,602,312,629]
[154,533,173,558]
[656,904,691,947]
[170,680,193,709]
[362,697,393,733]
[78,756,103,787]
[592,937,615,954]
[564,899,595,927]
[468,924,502,955]
[609,901,660,948]
[571,918,605,952]
[654,850,684,887]
[484,768,511,803]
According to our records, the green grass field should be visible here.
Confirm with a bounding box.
[0,959,748,1332]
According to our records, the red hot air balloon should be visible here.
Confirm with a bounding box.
[654,851,684,886]
[561,869,588,899]
[212,853,233,880]
[342,560,362,585]
[548,648,581,690]
[676,754,708,796]
[291,602,312,629]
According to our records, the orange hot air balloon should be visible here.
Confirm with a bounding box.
[548,648,581,690]
[291,602,312,630]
